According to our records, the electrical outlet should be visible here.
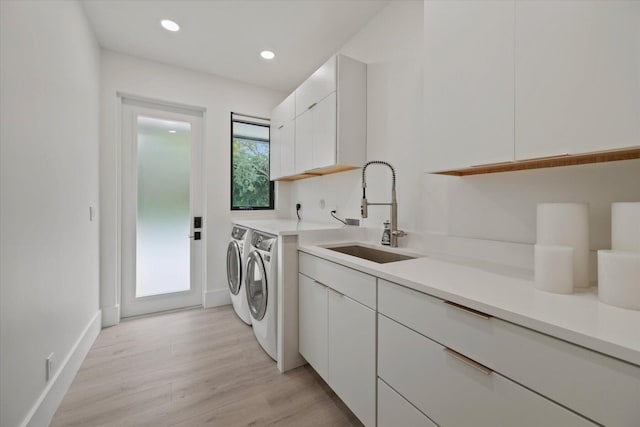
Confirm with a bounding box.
[46,353,54,381]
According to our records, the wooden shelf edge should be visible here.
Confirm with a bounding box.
[274,164,360,182]
[433,147,640,177]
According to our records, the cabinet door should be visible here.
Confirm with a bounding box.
[298,274,328,380]
[296,56,337,117]
[269,123,282,180]
[515,1,640,160]
[424,0,515,172]
[328,289,376,427]
[311,92,337,170]
[295,109,313,173]
[280,119,295,178]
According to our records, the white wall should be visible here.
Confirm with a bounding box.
[0,1,101,426]
[100,51,287,320]
[289,1,640,269]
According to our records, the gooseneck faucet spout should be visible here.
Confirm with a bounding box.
[361,161,406,247]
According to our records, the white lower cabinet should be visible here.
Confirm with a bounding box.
[378,315,595,427]
[378,279,640,426]
[328,289,376,427]
[378,379,436,427]
[298,253,376,426]
[299,253,637,426]
[298,273,328,381]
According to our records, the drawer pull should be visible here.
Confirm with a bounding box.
[308,102,318,110]
[328,288,346,298]
[277,124,284,129]
[444,348,492,375]
[313,280,327,288]
[444,301,492,320]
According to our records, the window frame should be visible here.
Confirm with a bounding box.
[230,114,274,211]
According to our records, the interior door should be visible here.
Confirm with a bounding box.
[121,100,204,318]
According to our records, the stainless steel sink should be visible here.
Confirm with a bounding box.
[327,245,417,264]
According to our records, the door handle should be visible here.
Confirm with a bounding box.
[188,232,202,240]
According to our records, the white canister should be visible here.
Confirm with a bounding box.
[534,245,574,294]
[537,203,590,287]
[598,250,640,311]
[611,202,640,253]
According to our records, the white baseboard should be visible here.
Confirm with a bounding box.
[22,310,101,427]
[101,303,120,327]
[204,288,231,308]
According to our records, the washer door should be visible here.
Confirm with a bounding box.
[245,251,268,321]
[226,240,242,295]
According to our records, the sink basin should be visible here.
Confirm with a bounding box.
[327,245,417,264]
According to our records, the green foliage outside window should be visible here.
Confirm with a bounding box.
[231,119,273,209]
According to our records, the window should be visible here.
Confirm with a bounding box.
[230,114,274,210]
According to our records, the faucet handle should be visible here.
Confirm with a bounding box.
[392,230,407,238]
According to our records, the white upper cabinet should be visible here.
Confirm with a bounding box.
[292,54,366,176]
[269,92,295,180]
[515,0,640,160]
[310,92,337,170]
[424,0,515,172]
[296,56,337,117]
[424,0,640,173]
[294,106,314,174]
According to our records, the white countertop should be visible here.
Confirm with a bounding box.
[234,219,353,236]
[299,242,640,366]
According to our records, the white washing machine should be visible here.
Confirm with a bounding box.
[245,231,278,360]
[227,225,252,325]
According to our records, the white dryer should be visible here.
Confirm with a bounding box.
[245,231,277,360]
[227,225,252,325]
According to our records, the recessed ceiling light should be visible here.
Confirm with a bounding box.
[168,130,177,133]
[260,50,275,60]
[161,19,180,32]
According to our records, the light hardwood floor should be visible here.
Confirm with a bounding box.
[52,306,362,427]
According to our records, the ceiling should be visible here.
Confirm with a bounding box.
[82,0,389,92]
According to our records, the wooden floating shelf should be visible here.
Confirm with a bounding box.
[275,165,360,181]
[434,147,640,177]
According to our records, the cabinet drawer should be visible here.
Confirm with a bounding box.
[378,280,640,426]
[378,379,436,427]
[299,252,376,309]
[378,315,595,427]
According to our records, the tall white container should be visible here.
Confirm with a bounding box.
[611,202,640,252]
[598,250,640,310]
[534,245,574,294]
[598,202,640,310]
[536,203,590,288]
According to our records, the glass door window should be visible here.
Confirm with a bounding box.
[136,116,191,297]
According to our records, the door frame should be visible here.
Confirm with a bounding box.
[117,94,207,318]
